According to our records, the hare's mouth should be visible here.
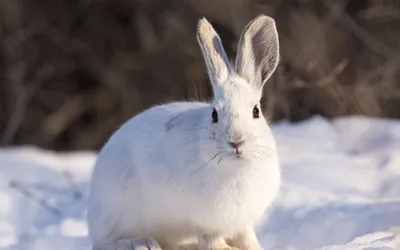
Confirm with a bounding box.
[230,150,248,160]
[234,154,245,160]
[234,150,243,157]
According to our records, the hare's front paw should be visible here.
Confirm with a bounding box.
[226,228,264,250]
[226,240,262,250]
[215,246,240,250]
[131,238,162,250]
[198,235,240,250]
[176,243,238,250]
[93,238,162,250]
[199,245,239,250]
[235,243,263,250]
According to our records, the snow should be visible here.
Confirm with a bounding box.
[1,115,400,250]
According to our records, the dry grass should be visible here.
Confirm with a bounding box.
[0,0,399,150]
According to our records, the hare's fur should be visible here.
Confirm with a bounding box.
[87,15,281,250]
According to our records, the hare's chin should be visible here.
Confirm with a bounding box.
[229,151,252,161]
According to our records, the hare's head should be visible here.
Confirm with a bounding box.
[197,15,279,160]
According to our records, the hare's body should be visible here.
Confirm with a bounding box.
[88,15,282,250]
[88,101,280,247]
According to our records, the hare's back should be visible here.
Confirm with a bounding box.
[91,100,209,191]
[114,101,208,147]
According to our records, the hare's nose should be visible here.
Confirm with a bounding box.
[229,140,244,150]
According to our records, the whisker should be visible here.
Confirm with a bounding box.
[244,144,277,154]
[244,150,273,160]
[189,152,222,176]
[198,147,224,154]
[252,146,277,152]
[188,136,216,141]
[217,154,225,164]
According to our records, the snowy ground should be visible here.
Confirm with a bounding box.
[1,115,400,250]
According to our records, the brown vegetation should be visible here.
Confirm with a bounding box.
[0,0,399,151]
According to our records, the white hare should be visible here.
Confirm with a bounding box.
[87,15,281,250]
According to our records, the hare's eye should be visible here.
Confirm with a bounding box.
[253,106,260,119]
[212,108,218,123]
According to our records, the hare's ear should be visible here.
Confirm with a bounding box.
[197,18,233,90]
[235,15,280,90]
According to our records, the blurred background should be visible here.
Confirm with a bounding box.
[0,0,399,151]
